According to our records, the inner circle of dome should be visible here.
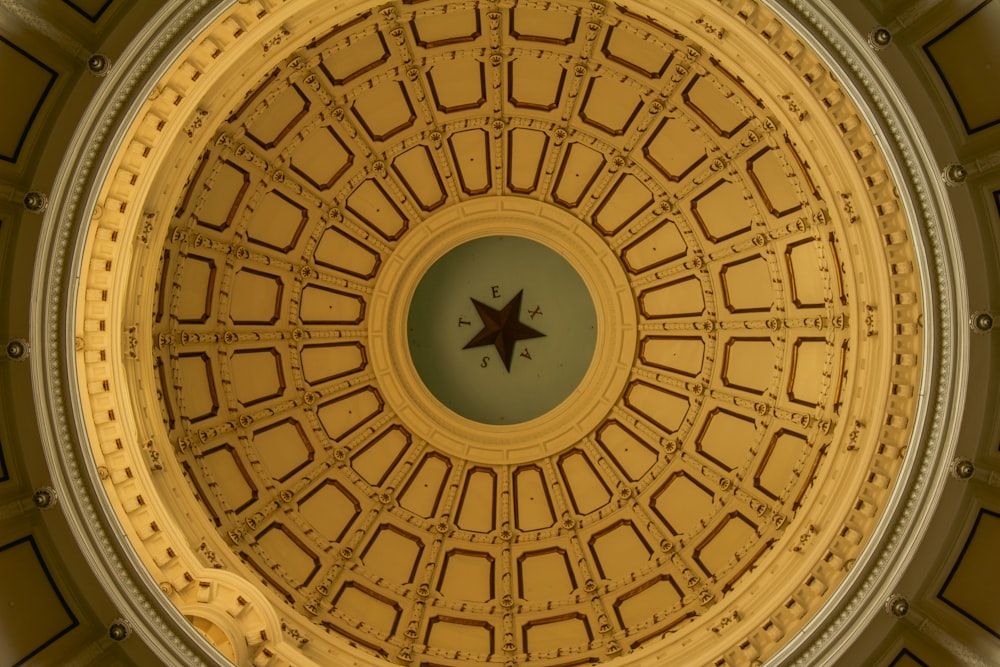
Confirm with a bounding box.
[407,235,597,424]
[368,199,637,464]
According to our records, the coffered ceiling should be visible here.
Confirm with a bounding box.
[68,0,928,664]
[3,1,1000,667]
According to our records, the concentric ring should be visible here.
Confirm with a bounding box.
[370,197,637,463]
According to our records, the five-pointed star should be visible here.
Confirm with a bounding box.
[463,290,544,371]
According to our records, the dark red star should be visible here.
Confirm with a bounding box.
[463,290,544,371]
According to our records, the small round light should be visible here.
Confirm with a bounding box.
[972,312,994,332]
[108,620,131,641]
[6,339,27,360]
[22,191,47,213]
[943,163,968,186]
[32,487,57,509]
[884,593,909,618]
[88,54,111,76]
[868,28,892,49]
[951,458,975,480]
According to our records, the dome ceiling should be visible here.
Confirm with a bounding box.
[61,0,930,665]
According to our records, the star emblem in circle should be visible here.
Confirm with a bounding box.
[463,289,545,371]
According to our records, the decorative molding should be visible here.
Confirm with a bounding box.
[28,0,965,666]
[759,1,965,665]
[28,1,249,665]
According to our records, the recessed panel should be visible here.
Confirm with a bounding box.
[639,275,706,319]
[602,26,673,78]
[229,269,283,324]
[640,336,705,378]
[0,537,77,667]
[345,179,408,240]
[508,58,566,110]
[253,418,314,482]
[579,77,643,135]
[332,583,401,637]
[613,576,683,629]
[174,255,216,323]
[297,479,358,543]
[785,239,826,308]
[695,408,757,472]
[299,342,366,385]
[427,60,486,112]
[888,649,931,667]
[320,31,390,85]
[289,126,353,190]
[513,465,555,531]
[437,550,494,602]
[644,117,706,181]
[360,524,423,585]
[787,338,829,406]
[176,353,218,422]
[509,7,578,43]
[256,523,319,586]
[455,468,497,533]
[721,337,774,394]
[391,145,446,211]
[622,220,687,273]
[350,426,410,486]
[230,348,285,407]
[298,284,365,324]
[397,452,451,518]
[755,429,808,501]
[747,147,802,217]
[693,513,757,577]
[196,161,250,231]
[61,0,113,21]
[448,128,491,195]
[651,472,714,536]
[411,9,481,47]
[552,143,605,208]
[245,84,310,149]
[683,74,750,137]
[245,190,308,252]
[0,37,57,162]
[591,174,654,236]
[588,521,652,580]
[924,1,1000,133]
[594,420,659,481]
[313,227,381,279]
[317,387,383,441]
[201,444,256,513]
[691,180,754,243]
[517,548,576,600]
[558,449,612,515]
[523,614,591,655]
[351,80,416,141]
[939,509,1000,638]
[719,255,772,313]
[425,617,493,655]
[624,381,689,434]
[507,128,548,192]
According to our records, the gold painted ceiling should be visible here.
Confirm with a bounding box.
[65,0,927,665]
